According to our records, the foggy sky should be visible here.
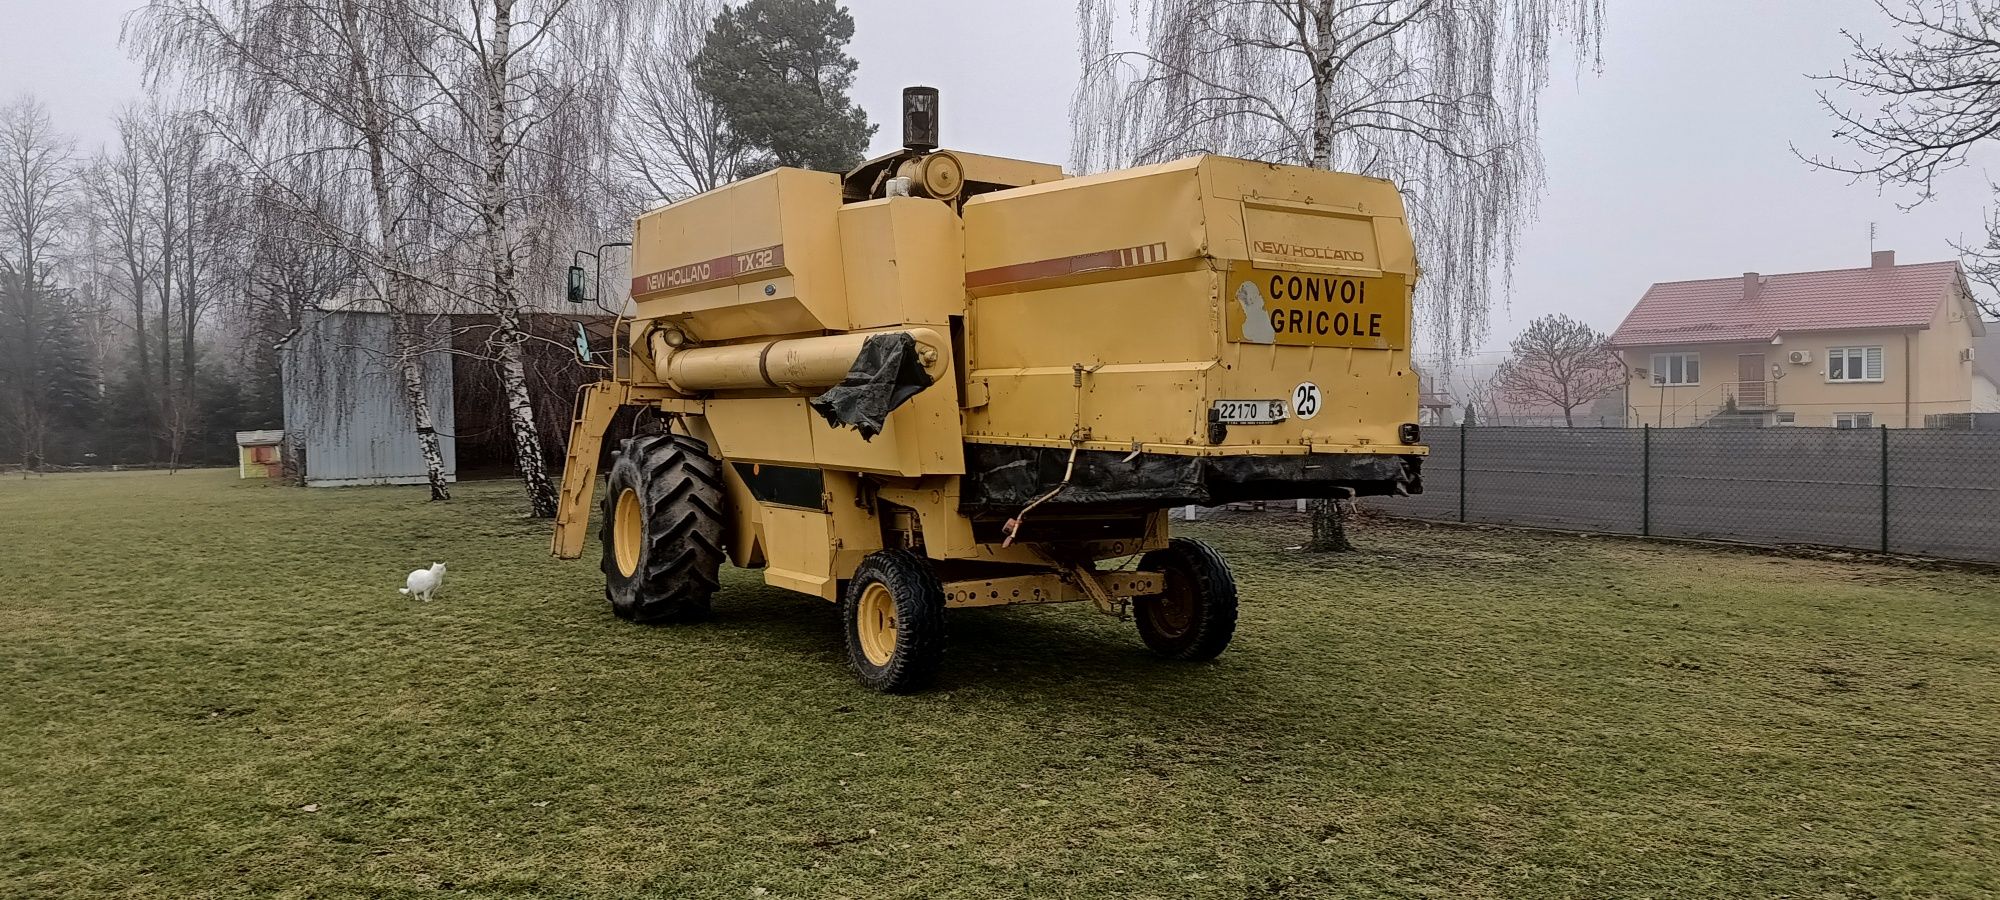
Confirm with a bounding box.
[3,0,1993,353]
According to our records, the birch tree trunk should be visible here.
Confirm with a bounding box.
[392,312,450,499]
[1307,498,1353,552]
[340,0,450,500]
[479,0,557,517]
[494,306,555,515]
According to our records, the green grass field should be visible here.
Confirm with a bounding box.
[2,470,1996,899]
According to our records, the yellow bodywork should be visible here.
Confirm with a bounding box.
[554,152,1425,603]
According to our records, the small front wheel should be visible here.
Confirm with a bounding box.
[1135,538,1239,661]
[841,550,947,693]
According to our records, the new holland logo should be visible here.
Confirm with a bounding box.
[1253,241,1366,263]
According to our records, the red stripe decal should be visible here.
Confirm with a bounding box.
[966,242,1169,289]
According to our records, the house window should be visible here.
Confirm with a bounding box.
[1650,352,1700,386]
[1834,412,1874,429]
[1774,412,1797,425]
[1827,346,1884,382]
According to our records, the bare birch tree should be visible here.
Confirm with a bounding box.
[1074,0,1603,551]
[1806,0,2000,318]
[1073,0,1604,355]
[391,0,637,517]
[135,0,453,498]
[612,0,750,205]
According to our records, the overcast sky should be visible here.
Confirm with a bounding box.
[3,0,1993,355]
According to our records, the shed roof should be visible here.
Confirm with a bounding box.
[1610,258,1963,348]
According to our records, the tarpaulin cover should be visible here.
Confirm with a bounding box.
[959,445,1422,516]
[808,332,934,440]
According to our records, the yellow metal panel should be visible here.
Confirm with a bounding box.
[1200,157,1411,263]
[962,159,1205,296]
[702,397,817,467]
[839,198,967,329]
[969,269,1219,368]
[942,571,1162,608]
[1219,341,1421,449]
[968,362,1209,446]
[954,151,1065,189]
[809,381,965,476]
[630,168,849,340]
[823,471,883,577]
[1239,201,1381,268]
[760,504,837,600]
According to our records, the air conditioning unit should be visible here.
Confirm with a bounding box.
[1963,347,1978,363]
[1788,350,1813,365]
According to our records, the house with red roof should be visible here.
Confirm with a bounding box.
[1610,251,1987,428]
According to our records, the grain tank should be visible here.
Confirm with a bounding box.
[553,88,1425,692]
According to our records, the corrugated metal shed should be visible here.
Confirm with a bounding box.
[281,310,457,487]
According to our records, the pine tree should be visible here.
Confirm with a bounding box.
[0,267,98,468]
[692,0,875,177]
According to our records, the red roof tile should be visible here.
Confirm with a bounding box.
[1609,259,1961,348]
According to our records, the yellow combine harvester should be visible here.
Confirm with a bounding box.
[554,88,1425,692]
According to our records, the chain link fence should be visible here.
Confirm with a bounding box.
[1375,426,2000,564]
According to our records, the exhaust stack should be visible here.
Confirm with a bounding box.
[903,86,939,151]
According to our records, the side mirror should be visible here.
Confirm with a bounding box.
[566,265,588,304]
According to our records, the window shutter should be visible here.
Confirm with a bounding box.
[1865,347,1883,380]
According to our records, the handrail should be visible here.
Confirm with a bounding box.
[1652,380,1778,426]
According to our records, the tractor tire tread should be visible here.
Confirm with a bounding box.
[601,433,725,624]
[1136,537,1239,661]
[842,549,948,694]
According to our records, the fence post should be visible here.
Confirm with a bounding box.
[1641,424,1651,537]
[1457,424,1467,523]
[1880,425,1890,554]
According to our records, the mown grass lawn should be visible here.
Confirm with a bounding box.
[1,470,1996,899]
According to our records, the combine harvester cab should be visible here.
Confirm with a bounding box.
[554,89,1424,693]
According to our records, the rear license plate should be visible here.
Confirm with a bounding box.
[1212,399,1288,424]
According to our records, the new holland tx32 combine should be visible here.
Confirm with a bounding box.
[553,89,1425,692]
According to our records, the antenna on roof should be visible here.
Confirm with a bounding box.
[1869,222,1877,253]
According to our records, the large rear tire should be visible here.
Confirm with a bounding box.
[600,433,725,624]
[841,550,947,693]
[1135,538,1238,661]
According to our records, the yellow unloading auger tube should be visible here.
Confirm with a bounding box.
[547,326,950,561]
[647,327,948,393]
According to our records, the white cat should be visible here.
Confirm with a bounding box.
[399,562,447,602]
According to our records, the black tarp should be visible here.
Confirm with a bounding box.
[959,444,1422,516]
[808,332,935,440]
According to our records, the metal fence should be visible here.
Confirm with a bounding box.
[1373,426,2000,565]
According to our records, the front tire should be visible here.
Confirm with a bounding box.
[1135,538,1238,661]
[600,433,725,624]
[841,550,947,693]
